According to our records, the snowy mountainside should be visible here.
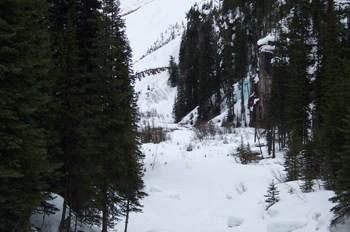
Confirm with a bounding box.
[115,0,348,232]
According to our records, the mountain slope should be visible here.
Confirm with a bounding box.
[115,0,350,232]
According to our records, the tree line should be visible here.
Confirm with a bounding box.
[171,0,350,226]
[0,0,146,232]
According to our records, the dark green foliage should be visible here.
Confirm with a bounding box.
[174,3,222,122]
[316,0,350,190]
[300,138,323,193]
[266,0,313,182]
[174,6,201,121]
[330,110,350,225]
[168,56,179,87]
[47,0,103,228]
[198,15,220,120]
[86,1,146,231]
[284,132,303,181]
[46,0,146,230]
[266,45,288,157]
[0,0,60,230]
[264,180,280,210]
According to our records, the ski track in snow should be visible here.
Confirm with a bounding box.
[120,0,155,17]
[201,159,222,220]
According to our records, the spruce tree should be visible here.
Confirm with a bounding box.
[330,109,350,225]
[168,55,179,87]
[0,0,60,230]
[317,0,347,189]
[264,180,280,210]
[198,14,219,120]
[89,1,146,231]
[47,0,102,228]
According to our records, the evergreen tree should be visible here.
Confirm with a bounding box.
[47,0,103,228]
[284,131,303,181]
[173,31,188,122]
[89,1,146,231]
[168,55,179,87]
[198,14,220,120]
[218,13,236,122]
[0,0,60,230]
[317,0,348,189]
[264,180,280,210]
[330,109,350,225]
[300,138,322,193]
[266,42,288,157]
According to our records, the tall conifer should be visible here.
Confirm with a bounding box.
[0,0,60,230]
[89,1,146,231]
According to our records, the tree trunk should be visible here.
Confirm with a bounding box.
[124,197,130,232]
[102,187,108,232]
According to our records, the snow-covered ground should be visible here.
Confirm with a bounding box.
[31,0,350,231]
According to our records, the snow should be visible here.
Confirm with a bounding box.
[258,33,276,53]
[120,0,209,63]
[257,33,276,46]
[31,0,349,231]
[30,194,99,232]
[115,126,339,232]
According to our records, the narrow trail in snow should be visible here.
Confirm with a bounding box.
[201,159,223,220]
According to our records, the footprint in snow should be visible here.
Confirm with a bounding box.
[228,217,243,228]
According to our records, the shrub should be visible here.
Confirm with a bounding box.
[264,180,280,210]
[140,122,167,144]
[232,136,262,164]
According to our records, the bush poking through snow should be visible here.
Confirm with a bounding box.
[264,180,280,210]
[232,136,262,164]
[140,122,168,144]
[235,181,247,195]
[270,168,287,184]
[150,151,162,171]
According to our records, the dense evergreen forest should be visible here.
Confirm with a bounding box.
[0,0,145,231]
[173,0,350,226]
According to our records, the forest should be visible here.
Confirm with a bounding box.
[0,0,145,231]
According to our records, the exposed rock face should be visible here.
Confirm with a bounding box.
[249,51,273,128]
[249,34,275,128]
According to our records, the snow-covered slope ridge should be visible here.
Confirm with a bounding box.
[120,0,211,65]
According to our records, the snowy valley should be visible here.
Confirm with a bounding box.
[31,0,350,232]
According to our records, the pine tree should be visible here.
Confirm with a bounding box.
[47,0,103,228]
[168,55,179,87]
[178,5,201,117]
[300,138,322,193]
[266,42,288,157]
[0,0,60,230]
[173,33,187,123]
[264,180,280,210]
[198,14,219,120]
[88,1,146,231]
[284,131,303,181]
[317,0,348,189]
[330,109,350,225]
